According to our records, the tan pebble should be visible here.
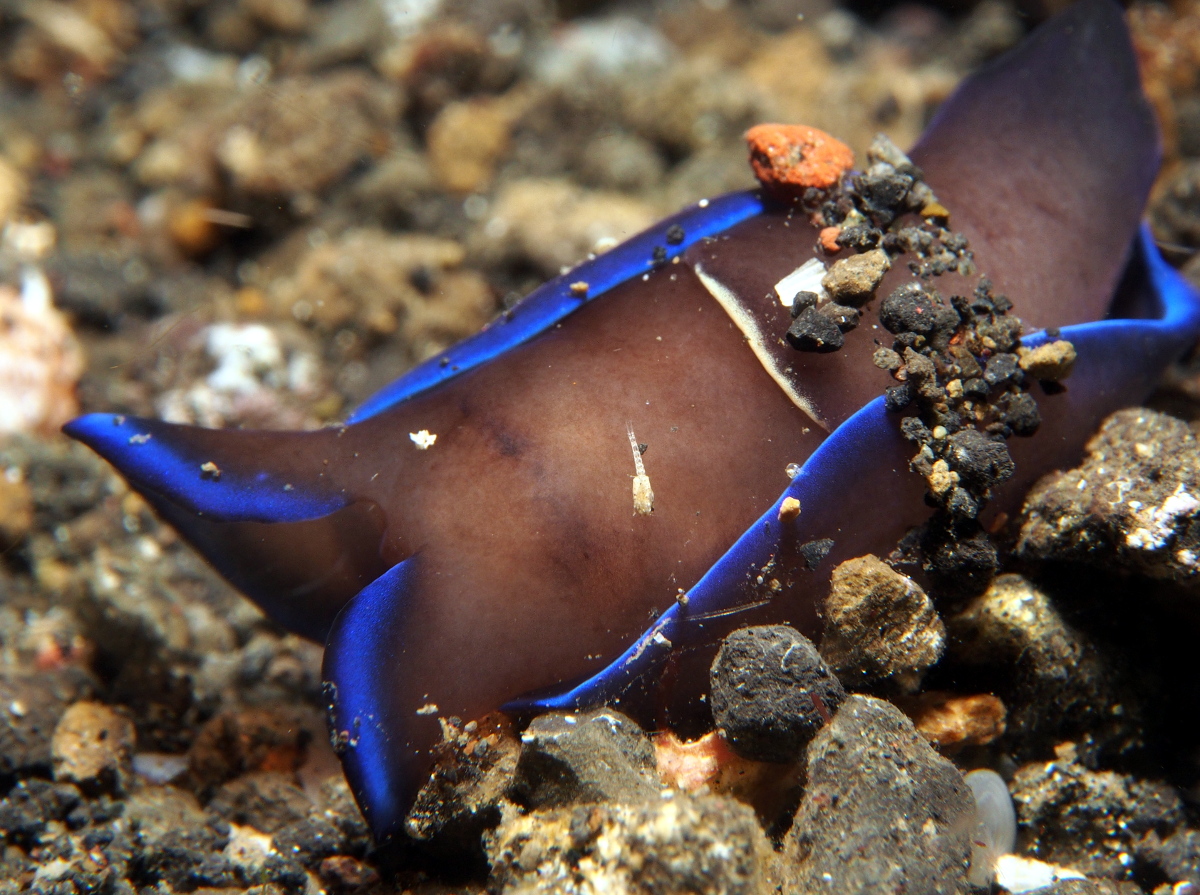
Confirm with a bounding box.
[921,201,950,220]
[0,474,34,547]
[235,286,268,316]
[821,555,944,691]
[242,0,309,32]
[427,97,516,194]
[52,701,136,794]
[897,691,1006,752]
[1017,340,1077,381]
[820,248,890,307]
[34,557,74,593]
[486,178,657,276]
[777,496,801,523]
[928,459,959,497]
[0,157,27,225]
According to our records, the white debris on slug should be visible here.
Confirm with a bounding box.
[627,422,654,515]
[693,263,826,428]
[778,496,801,522]
[410,429,438,450]
[773,257,828,308]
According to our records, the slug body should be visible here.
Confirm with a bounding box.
[66,0,1200,841]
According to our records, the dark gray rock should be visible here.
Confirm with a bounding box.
[0,779,82,847]
[1151,159,1200,249]
[786,306,844,352]
[207,771,314,834]
[780,695,976,895]
[710,625,845,763]
[1011,743,1184,879]
[272,816,345,867]
[946,575,1139,756]
[509,709,659,809]
[312,776,371,857]
[1035,880,1144,895]
[44,251,153,327]
[1139,828,1200,888]
[124,786,234,891]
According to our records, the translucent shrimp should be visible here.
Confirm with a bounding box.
[627,422,654,515]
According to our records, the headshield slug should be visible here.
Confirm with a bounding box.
[65,0,1200,842]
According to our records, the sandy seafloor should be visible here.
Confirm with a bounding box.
[6,0,1200,892]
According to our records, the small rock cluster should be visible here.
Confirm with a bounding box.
[775,133,951,354]
[755,132,1078,596]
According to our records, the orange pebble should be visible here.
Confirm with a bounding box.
[745,124,855,200]
[898,691,1007,753]
[819,226,842,254]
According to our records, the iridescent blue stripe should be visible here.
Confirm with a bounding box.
[347,190,766,423]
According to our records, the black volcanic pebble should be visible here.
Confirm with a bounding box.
[0,669,94,780]
[879,284,940,335]
[820,302,860,332]
[787,307,844,352]
[799,538,835,569]
[999,390,1041,436]
[710,625,846,763]
[946,428,1015,490]
[790,290,819,318]
[983,352,1022,387]
[884,382,913,411]
[835,225,881,250]
[921,521,998,599]
[0,779,83,847]
[509,709,658,809]
[857,171,913,224]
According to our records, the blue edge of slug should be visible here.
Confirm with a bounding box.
[67,189,1200,839]
[328,208,1200,838]
[509,223,1200,714]
[61,412,350,522]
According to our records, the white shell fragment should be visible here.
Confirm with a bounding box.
[0,267,84,436]
[627,422,654,515]
[409,429,438,450]
[994,855,1086,894]
[774,257,828,308]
